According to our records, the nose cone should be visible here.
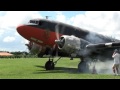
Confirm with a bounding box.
[16,24,47,45]
[16,25,30,40]
[16,25,24,36]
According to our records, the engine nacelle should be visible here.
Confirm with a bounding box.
[25,41,46,55]
[55,35,91,54]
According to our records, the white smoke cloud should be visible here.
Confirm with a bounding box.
[89,60,113,74]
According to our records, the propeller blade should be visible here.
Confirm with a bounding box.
[55,24,60,40]
[55,40,61,45]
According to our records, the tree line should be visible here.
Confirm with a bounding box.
[0,51,38,59]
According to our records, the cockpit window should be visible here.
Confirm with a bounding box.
[39,21,42,25]
[36,21,39,24]
[29,20,43,26]
[29,20,39,24]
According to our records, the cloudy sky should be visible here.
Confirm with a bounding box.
[1,11,120,52]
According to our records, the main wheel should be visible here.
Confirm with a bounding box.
[45,61,55,70]
[78,60,90,73]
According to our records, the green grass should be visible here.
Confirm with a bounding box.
[0,57,120,79]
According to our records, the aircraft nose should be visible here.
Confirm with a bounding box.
[16,24,30,40]
[16,25,24,35]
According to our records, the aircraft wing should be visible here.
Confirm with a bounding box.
[86,42,120,49]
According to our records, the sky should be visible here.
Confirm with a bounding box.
[1,11,120,52]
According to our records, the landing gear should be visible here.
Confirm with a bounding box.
[45,59,55,70]
[78,58,90,73]
[45,57,62,70]
[44,45,62,70]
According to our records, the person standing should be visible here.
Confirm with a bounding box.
[112,49,120,75]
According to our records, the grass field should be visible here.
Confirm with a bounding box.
[0,57,120,79]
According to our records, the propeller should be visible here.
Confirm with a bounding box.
[48,24,63,57]
[55,23,65,47]
[55,23,65,40]
[25,41,33,53]
[55,37,65,49]
[50,23,65,57]
[55,24,60,40]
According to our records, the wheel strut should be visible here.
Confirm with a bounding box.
[45,56,62,70]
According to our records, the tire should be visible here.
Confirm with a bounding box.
[45,61,55,70]
[78,60,90,73]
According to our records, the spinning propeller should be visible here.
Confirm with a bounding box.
[55,24,65,49]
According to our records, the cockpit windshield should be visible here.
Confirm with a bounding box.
[29,20,39,24]
[29,20,43,26]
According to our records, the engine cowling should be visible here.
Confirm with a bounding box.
[55,35,91,55]
[25,42,41,54]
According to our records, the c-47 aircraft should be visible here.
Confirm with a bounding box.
[16,18,120,73]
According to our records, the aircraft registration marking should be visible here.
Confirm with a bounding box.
[31,37,43,43]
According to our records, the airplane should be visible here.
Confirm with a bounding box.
[16,18,120,73]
